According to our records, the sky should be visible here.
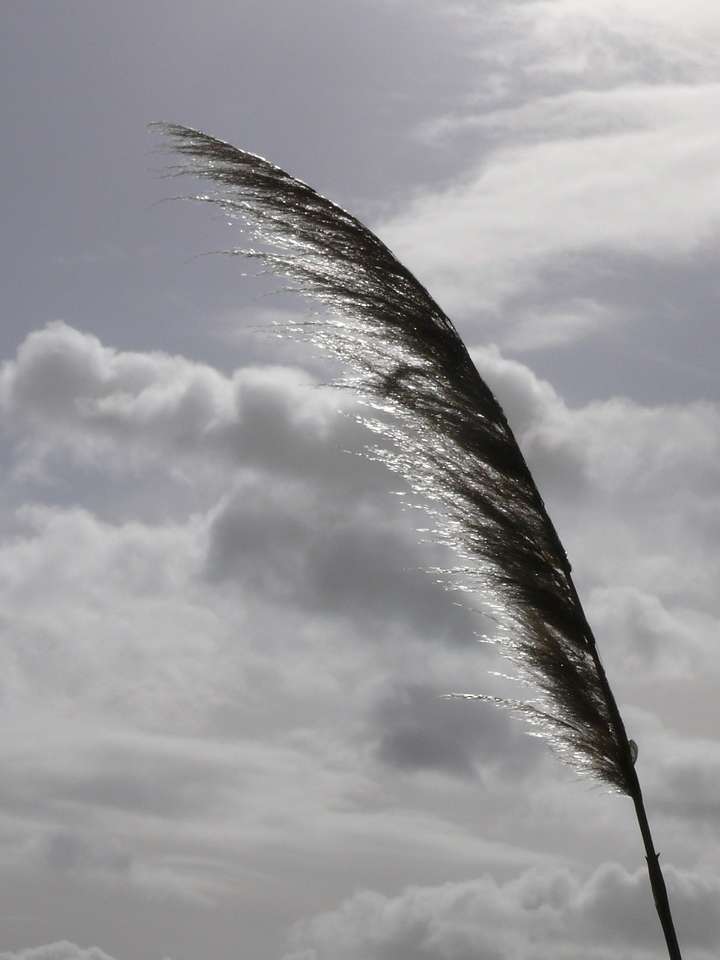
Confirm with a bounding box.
[1,1,720,958]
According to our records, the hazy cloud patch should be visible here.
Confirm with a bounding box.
[652,736,720,827]
[380,116,720,318]
[382,15,720,337]
[501,299,616,353]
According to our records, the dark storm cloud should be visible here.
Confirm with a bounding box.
[204,476,480,644]
[370,683,539,780]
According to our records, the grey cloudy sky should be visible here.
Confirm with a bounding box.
[1,2,719,959]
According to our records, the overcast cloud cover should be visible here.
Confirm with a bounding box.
[1,1,719,958]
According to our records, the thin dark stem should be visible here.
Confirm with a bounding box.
[557,564,683,959]
[628,766,683,960]
[583,636,682,958]
[585,629,682,959]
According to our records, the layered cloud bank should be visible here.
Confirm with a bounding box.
[1,322,718,958]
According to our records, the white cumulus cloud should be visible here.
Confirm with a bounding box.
[0,945,118,960]
[284,862,720,960]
